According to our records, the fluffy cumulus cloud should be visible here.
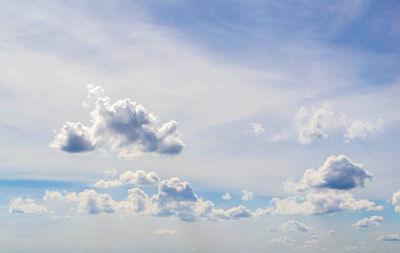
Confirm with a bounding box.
[37,175,254,222]
[352,216,384,228]
[261,155,382,215]
[392,190,400,212]
[295,102,334,144]
[153,229,179,237]
[271,220,313,233]
[294,155,372,191]
[378,234,400,242]
[241,189,254,201]
[94,169,160,188]
[268,236,296,244]
[51,85,185,158]
[9,197,48,214]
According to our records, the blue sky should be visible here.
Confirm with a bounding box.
[1,0,400,252]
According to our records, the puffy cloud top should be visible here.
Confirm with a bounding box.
[301,155,372,190]
[94,170,160,188]
[352,216,384,228]
[51,85,184,158]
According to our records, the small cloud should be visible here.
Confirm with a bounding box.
[221,192,231,200]
[271,220,313,233]
[93,169,160,188]
[153,229,179,237]
[249,122,265,135]
[378,233,400,242]
[268,236,295,244]
[241,189,253,201]
[9,197,48,214]
[392,190,400,212]
[352,216,384,228]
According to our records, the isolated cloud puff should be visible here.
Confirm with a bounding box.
[268,236,295,244]
[249,122,265,135]
[153,229,179,237]
[300,155,372,190]
[241,189,253,201]
[392,190,400,212]
[40,175,254,222]
[51,85,185,158]
[295,102,333,144]
[94,169,160,188]
[9,197,48,214]
[271,220,313,232]
[352,216,384,228]
[378,233,400,242]
[260,155,381,215]
[221,192,231,200]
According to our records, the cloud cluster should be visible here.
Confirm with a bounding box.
[352,216,384,228]
[51,85,185,158]
[392,190,400,212]
[274,102,384,144]
[271,220,313,233]
[39,176,253,222]
[93,169,160,188]
[9,197,48,214]
[263,155,382,215]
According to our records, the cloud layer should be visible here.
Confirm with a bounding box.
[51,85,185,158]
[94,169,160,188]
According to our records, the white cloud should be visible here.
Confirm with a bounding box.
[295,102,333,144]
[268,191,382,215]
[271,220,313,232]
[298,155,372,190]
[268,236,296,244]
[221,192,231,200]
[41,176,254,222]
[378,233,400,242]
[392,190,400,212]
[352,216,384,228]
[94,169,160,188]
[241,189,253,201]
[262,155,381,215]
[153,229,179,237]
[249,122,265,135]
[9,197,48,214]
[51,85,185,158]
[345,119,383,141]
[277,102,385,144]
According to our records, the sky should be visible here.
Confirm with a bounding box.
[1,0,400,252]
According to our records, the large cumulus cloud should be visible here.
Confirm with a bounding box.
[51,85,185,158]
[392,190,400,212]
